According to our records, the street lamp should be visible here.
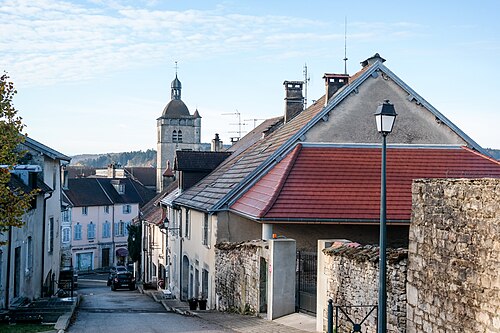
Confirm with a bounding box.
[374,99,397,333]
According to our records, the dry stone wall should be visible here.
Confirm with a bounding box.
[215,240,267,314]
[408,178,500,333]
[322,242,408,333]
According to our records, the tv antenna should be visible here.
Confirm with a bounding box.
[244,118,265,129]
[343,16,348,75]
[222,110,246,142]
[303,63,310,109]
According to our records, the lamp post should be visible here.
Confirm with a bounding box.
[374,100,397,333]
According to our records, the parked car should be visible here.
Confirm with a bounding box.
[107,266,128,286]
[110,272,136,291]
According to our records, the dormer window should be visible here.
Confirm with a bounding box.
[112,180,125,194]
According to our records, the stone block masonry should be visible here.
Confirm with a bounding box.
[215,240,268,314]
[407,178,500,333]
[320,241,408,333]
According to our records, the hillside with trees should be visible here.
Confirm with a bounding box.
[71,149,157,167]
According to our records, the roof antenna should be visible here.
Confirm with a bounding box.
[303,63,310,109]
[343,16,348,75]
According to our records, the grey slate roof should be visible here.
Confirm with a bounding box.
[174,151,231,171]
[64,178,155,208]
[23,136,71,161]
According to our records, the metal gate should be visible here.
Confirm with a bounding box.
[296,251,317,314]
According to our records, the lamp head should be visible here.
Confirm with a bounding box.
[375,100,397,134]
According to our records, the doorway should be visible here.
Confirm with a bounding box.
[259,257,267,313]
[181,255,189,301]
[102,248,110,267]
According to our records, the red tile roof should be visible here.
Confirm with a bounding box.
[230,145,500,223]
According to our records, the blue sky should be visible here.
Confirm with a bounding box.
[1,0,499,155]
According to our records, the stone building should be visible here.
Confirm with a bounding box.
[156,73,201,192]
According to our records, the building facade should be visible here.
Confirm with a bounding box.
[63,177,154,271]
[0,137,70,308]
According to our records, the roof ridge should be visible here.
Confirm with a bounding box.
[260,143,302,218]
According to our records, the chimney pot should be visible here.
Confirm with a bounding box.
[360,53,386,68]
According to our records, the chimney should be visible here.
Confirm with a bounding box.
[211,133,223,152]
[360,53,386,68]
[283,81,304,123]
[323,73,349,106]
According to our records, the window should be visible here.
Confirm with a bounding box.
[115,220,125,237]
[202,269,209,299]
[62,227,71,243]
[48,217,54,252]
[202,213,209,246]
[113,183,125,194]
[172,130,178,143]
[82,207,88,215]
[177,130,183,143]
[62,209,70,222]
[184,209,190,238]
[104,206,110,214]
[103,221,111,238]
[123,204,132,214]
[74,223,82,240]
[87,222,96,240]
[26,237,33,275]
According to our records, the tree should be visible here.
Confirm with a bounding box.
[0,73,38,241]
[127,223,142,263]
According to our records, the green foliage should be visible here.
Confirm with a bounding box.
[0,73,38,237]
[0,323,55,333]
[71,149,156,167]
[127,223,142,262]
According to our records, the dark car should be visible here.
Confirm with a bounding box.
[107,266,128,286]
[110,272,136,291]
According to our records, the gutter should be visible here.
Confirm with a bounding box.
[41,191,53,297]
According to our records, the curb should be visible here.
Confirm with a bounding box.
[54,294,81,333]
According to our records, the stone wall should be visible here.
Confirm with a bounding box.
[408,178,500,333]
[320,241,408,333]
[215,240,267,314]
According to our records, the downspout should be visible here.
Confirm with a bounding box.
[5,226,12,308]
[41,191,53,297]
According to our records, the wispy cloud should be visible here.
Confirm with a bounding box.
[0,0,422,87]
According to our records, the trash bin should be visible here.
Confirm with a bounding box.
[188,298,198,310]
[198,299,207,310]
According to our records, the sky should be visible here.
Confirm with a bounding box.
[1,0,499,156]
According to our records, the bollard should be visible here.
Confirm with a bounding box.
[328,299,333,333]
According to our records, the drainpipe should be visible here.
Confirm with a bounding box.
[5,226,12,308]
[41,192,53,297]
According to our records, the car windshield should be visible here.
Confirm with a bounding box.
[115,266,127,272]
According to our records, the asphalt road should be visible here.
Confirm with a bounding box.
[67,278,232,333]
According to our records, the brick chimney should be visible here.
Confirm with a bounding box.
[283,81,304,123]
[323,73,349,106]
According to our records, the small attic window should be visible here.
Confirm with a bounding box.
[112,181,125,194]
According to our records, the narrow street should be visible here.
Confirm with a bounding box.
[67,277,232,333]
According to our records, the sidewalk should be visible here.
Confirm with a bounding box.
[141,287,317,333]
